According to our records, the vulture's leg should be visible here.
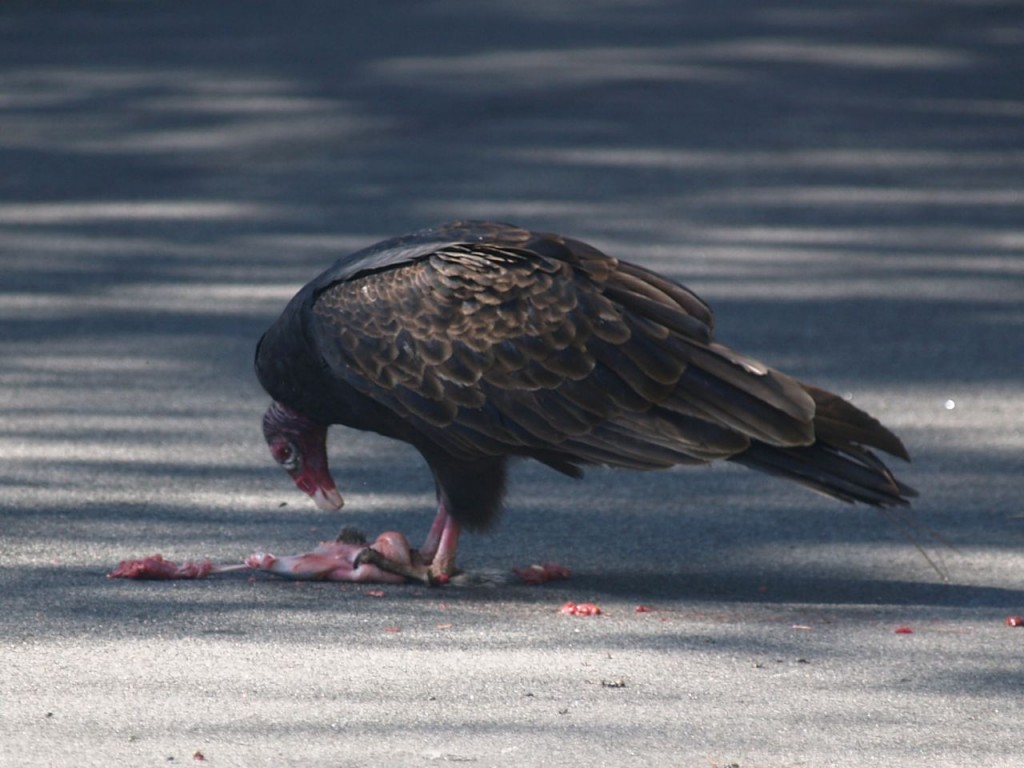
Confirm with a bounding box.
[416,502,462,579]
[430,515,462,580]
[418,502,449,563]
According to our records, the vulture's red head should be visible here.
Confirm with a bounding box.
[262,401,344,511]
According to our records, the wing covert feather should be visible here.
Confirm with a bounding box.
[309,224,819,466]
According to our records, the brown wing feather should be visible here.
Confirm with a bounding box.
[309,230,818,470]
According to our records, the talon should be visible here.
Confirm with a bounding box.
[352,546,375,569]
[357,547,435,586]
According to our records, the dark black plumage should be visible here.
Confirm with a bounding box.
[256,221,915,570]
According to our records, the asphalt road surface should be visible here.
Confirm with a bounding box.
[2,2,1023,766]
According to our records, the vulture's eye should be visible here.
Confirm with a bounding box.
[273,441,300,472]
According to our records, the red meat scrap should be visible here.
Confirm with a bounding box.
[107,555,215,580]
[512,562,571,584]
[559,602,602,616]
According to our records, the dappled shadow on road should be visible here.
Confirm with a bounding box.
[4,7,1024,767]
[1,0,1022,661]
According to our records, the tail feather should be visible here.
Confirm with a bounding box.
[729,440,915,507]
[729,385,915,507]
[803,384,910,460]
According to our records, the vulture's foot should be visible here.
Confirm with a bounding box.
[325,507,465,586]
[352,545,446,586]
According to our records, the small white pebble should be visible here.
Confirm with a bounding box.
[944,399,956,410]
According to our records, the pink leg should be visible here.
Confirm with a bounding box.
[414,502,462,579]
[430,516,461,578]
[418,502,449,563]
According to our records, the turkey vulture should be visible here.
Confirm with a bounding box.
[256,221,915,583]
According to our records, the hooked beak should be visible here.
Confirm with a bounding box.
[293,472,345,511]
[312,485,345,511]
